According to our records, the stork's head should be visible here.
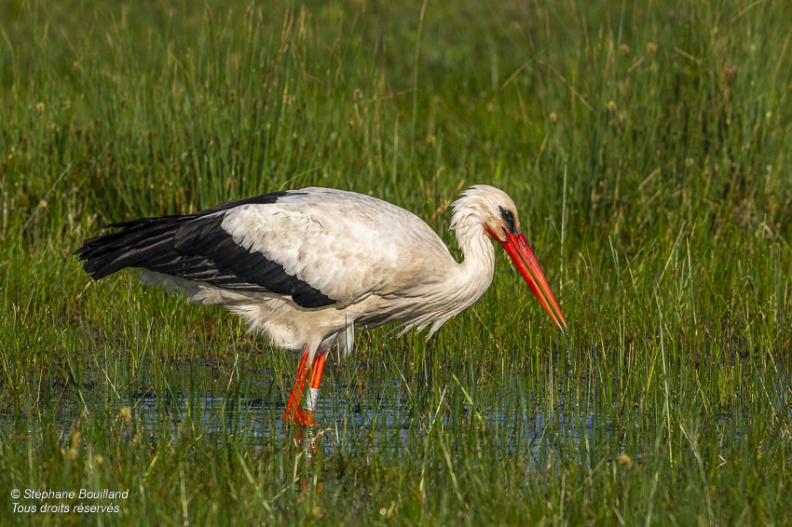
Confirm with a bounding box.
[451,185,568,331]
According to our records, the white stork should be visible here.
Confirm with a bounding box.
[76,185,567,426]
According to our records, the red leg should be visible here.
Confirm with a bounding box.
[283,346,312,424]
[283,345,330,427]
[295,351,328,426]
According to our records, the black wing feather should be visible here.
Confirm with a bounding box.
[75,191,336,308]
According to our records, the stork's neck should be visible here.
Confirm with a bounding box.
[449,209,496,306]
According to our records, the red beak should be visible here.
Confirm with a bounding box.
[499,231,567,331]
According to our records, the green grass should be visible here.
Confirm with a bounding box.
[1,0,791,525]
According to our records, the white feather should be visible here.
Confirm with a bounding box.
[142,186,519,361]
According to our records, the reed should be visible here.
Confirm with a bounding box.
[1,0,790,525]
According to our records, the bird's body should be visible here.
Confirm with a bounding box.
[77,185,566,426]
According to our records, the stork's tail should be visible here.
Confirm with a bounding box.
[76,192,291,280]
[74,215,193,280]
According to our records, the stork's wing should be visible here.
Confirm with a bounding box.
[76,188,453,309]
[76,191,332,307]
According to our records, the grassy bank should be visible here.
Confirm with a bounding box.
[1,0,791,525]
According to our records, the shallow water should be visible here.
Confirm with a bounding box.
[65,355,610,457]
[7,353,784,464]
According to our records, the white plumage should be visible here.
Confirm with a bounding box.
[77,185,566,426]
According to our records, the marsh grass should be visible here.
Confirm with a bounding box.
[1,0,791,525]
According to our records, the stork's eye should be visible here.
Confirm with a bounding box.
[499,207,516,233]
